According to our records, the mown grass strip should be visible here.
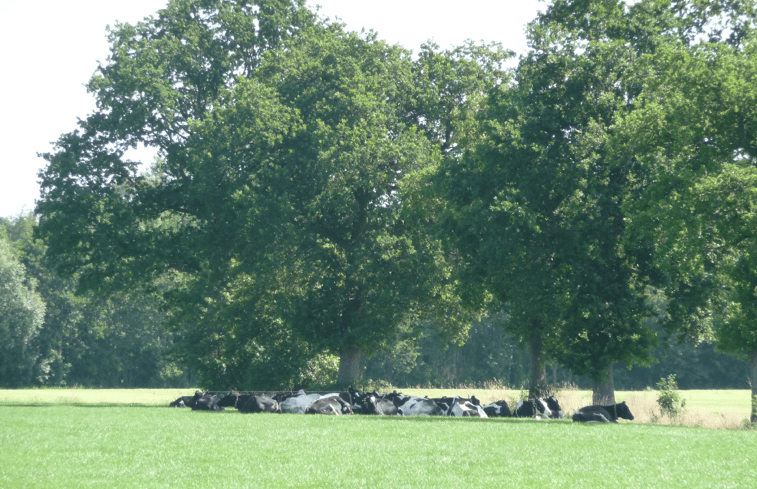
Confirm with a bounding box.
[1,405,755,488]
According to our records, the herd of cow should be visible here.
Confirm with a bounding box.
[169,388,635,423]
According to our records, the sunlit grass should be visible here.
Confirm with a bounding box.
[1,405,755,488]
[0,388,190,406]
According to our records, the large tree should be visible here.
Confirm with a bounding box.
[615,8,757,417]
[36,0,329,388]
[36,0,466,388]
[437,0,665,400]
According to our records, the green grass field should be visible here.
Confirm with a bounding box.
[1,388,755,488]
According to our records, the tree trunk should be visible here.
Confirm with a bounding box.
[529,331,548,399]
[336,347,362,387]
[592,363,615,405]
[552,362,558,386]
[750,352,757,423]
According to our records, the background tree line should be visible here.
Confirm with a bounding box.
[2,0,756,419]
[1,213,749,391]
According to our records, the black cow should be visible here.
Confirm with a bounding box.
[482,400,512,418]
[218,392,279,413]
[191,391,224,411]
[217,392,241,409]
[240,394,279,413]
[572,401,634,423]
[305,394,353,415]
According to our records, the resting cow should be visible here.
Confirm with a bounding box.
[514,399,552,418]
[445,397,488,417]
[572,401,634,423]
[190,391,224,411]
[482,400,512,418]
[218,392,280,413]
[305,394,353,415]
[386,392,443,416]
[361,392,399,415]
[279,390,321,414]
[544,396,564,419]
[170,390,203,408]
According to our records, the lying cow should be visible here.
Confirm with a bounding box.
[386,392,443,416]
[513,398,556,419]
[572,401,634,423]
[218,392,280,413]
[361,392,399,415]
[544,396,564,419]
[305,394,353,415]
[169,390,203,408]
[445,397,488,418]
[279,390,321,414]
[482,400,512,418]
[190,391,224,411]
[514,399,545,418]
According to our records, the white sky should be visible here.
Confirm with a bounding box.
[0,0,545,219]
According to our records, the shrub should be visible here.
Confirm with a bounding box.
[656,374,686,418]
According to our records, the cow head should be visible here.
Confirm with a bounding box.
[614,401,634,420]
[544,396,564,418]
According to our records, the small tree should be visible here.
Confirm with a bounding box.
[656,374,686,418]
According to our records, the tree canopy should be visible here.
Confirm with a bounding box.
[30,0,757,406]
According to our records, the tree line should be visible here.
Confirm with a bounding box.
[3,0,756,419]
[1,213,748,391]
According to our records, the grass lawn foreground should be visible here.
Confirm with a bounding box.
[0,389,755,488]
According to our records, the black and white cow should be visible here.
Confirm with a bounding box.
[482,400,512,418]
[544,396,564,419]
[341,388,362,414]
[513,398,552,418]
[572,401,634,423]
[361,392,399,415]
[305,394,353,415]
[279,390,321,414]
[444,396,488,417]
[386,392,443,416]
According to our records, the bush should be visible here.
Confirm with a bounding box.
[656,374,686,418]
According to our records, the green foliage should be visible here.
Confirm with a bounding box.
[0,234,46,386]
[609,1,757,394]
[363,314,532,388]
[36,0,477,388]
[2,213,193,388]
[656,374,687,418]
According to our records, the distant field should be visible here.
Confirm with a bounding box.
[1,399,755,488]
[0,387,752,429]
[0,388,191,406]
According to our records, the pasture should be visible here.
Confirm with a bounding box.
[1,389,754,488]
